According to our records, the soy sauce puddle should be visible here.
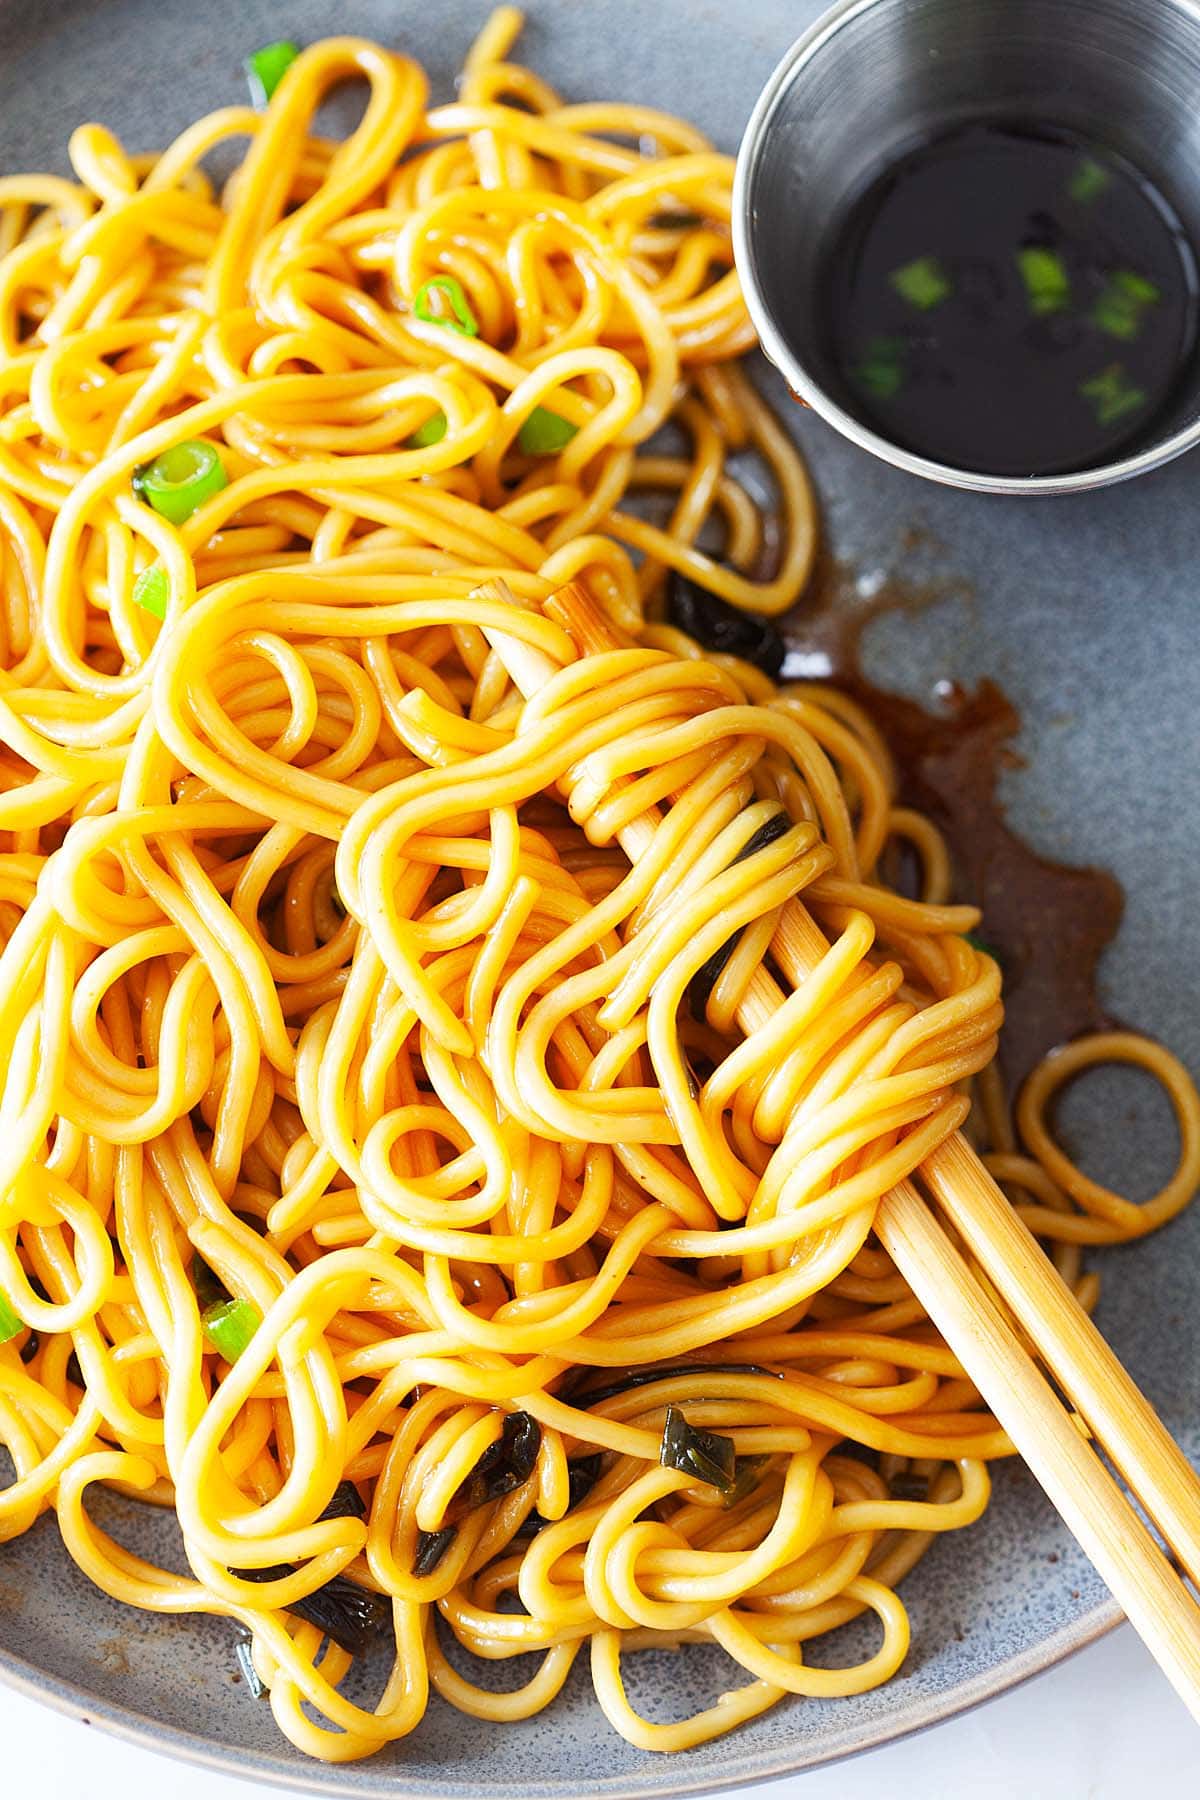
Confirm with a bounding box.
[783,547,1124,1091]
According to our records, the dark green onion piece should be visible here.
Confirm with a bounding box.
[412,275,478,337]
[1016,246,1070,316]
[233,1631,267,1699]
[667,573,786,678]
[1079,363,1146,426]
[889,254,951,311]
[1069,158,1111,205]
[133,439,227,526]
[443,1410,542,1523]
[320,1480,367,1522]
[413,1526,457,1577]
[660,1404,736,1493]
[0,1289,23,1345]
[1092,269,1160,341]
[133,565,169,620]
[517,405,578,455]
[203,1296,261,1362]
[408,408,447,448]
[245,40,300,107]
[852,334,906,400]
[237,1566,384,1654]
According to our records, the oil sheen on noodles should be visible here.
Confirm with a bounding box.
[0,6,1196,1766]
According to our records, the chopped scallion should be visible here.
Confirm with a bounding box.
[1016,246,1070,316]
[413,1526,457,1577]
[1079,363,1146,426]
[133,439,227,526]
[233,1632,267,1700]
[245,40,300,107]
[0,1289,22,1345]
[1092,269,1161,340]
[237,1564,383,1652]
[408,409,447,448]
[203,1296,261,1362]
[889,254,951,311]
[133,565,169,620]
[1069,158,1111,205]
[852,335,906,400]
[517,405,578,455]
[660,1404,736,1492]
[412,275,478,338]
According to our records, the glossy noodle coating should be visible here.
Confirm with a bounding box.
[0,7,1197,1766]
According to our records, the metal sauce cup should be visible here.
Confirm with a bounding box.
[733,0,1200,494]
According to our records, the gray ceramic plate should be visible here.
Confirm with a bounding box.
[1,0,1197,1794]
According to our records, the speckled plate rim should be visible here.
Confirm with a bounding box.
[0,1597,1121,1797]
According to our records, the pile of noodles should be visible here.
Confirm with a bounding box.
[0,7,1197,1764]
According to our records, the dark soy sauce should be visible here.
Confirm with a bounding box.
[820,122,1199,475]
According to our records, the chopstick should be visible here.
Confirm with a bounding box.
[477,576,1200,1722]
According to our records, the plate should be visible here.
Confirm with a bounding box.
[0,1,1197,1794]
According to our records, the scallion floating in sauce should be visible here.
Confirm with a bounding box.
[889,254,952,311]
[1079,362,1147,425]
[1016,245,1071,315]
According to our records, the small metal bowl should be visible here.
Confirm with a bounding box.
[733,0,1200,494]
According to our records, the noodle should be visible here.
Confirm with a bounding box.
[0,8,1196,1765]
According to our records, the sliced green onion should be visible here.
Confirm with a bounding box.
[660,1404,736,1493]
[245,40,300,107]
[852,335,906,400]
[412,275,478,338]
[133,440,227,526]
[133,564,169,620]
[413,1526,457,1577]
[1069,157,1111,205]
[407,408,447,448]
[233,1632,267,1700]
[0,1289,23,1345]
[889,254,951,311]
[1092,269,1161,340]
[203,1296,261,1362]
[1079,363,1147,426]
[517,405,578,455]
[1016,246,1070,316]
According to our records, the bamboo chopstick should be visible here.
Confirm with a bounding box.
[879,1180,1200,1715]
[477,577,1200,1722]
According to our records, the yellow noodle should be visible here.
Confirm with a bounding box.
[0,9,1195,1768]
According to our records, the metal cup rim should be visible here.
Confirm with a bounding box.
[732,0,1200,495]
